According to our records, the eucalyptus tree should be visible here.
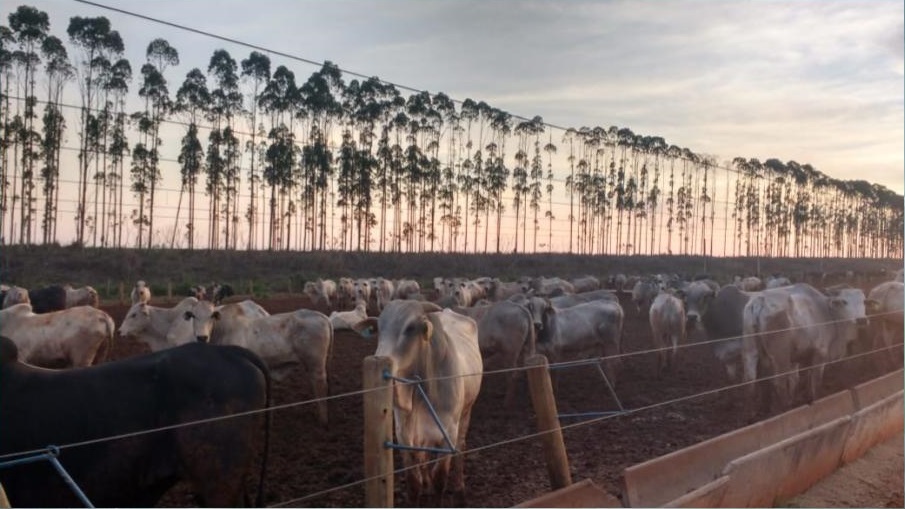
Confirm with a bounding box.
[468,101,492,253]
[512,121,530,252]
[432,92,458,252]
[240,51,270,249]
[207,49,243,249]
[300,61,344,250]
[543,134,557,252]
[258,64,299,250]
[666,145,681,254]
[402,90,432,252]
[612,127,634,254]
[175,67,210,249]
[39,35,71,245]
[373,82,403,251]
[130,39,176,248]
[512,117,546,252]
[698,155,715,256]
[9,5,49,244]
[0,25,14,244]
[67,15,123,245]
[523,116,545,253]
[644,136,666,255]
[486,108,511,253]
[106,58,130,248]
[457,98,479,252]
[263,124,295,250]
[563,128,577,252]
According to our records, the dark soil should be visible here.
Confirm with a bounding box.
[99,283,899,508]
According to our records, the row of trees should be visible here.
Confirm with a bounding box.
[1,5,902,258]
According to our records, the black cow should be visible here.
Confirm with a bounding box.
[27,285,67,313]
[0,337,271,507]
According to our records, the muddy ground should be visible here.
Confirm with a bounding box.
[99,285,900,508]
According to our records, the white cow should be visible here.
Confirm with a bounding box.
[2,286,30,309]
[649,292,686,376]
[182,300,333,426]
[393,279,421,300]
[64,285,99,308]
[359,300,482,506]
[336,277,356,310]
[329,299,369,331]
[765,276,792,289]
[735,276,763,291]
[0,303,114,368]
[369,277,395,313]
[741,283,871,415]
[867,281,904,364]
[118,297,203,352]
[527,297,624,385]
[471,300,535,407]
[530,276,575,297]
[131,281,152,305]
[571,275,601,293]
[453,280,485,307]
[631,279,661,315]
[304,278,337,310]
[487,278,524,301]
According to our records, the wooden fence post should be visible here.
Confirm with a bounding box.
[363,356,394,508]
[525,353,572,490]
[118,282,125,305]
[167,281,173,303]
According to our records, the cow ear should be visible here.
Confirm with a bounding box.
[865,299,881,313]
[675,289,686,299]
[352,317,379,337]
[422,317,433,343]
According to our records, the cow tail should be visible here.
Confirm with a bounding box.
[98,313,116,364]
[521,304,537,356]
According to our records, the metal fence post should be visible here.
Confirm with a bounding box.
[363,356,394,507]
[526,353,573,490]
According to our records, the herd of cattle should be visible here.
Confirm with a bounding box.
[0,268,902,506]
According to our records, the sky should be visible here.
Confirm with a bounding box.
[1,0,903,249]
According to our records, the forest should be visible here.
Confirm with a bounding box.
[1,4,902,258]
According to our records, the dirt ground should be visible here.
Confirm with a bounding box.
[97,284,903,508]
[788,433,903,508]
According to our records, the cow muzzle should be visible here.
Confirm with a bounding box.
[196,335,210,343]
[855,317,869,328]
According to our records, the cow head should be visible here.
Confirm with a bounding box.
[182,301,218,343]
[827,288,872,353]
[374,301,442,413]
[119,302,151,338]
[678,281,716,330]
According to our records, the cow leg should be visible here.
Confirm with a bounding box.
[741,338,760,419]
[179,420,258,507]
[448,410,473,507]
[299,348,330,426]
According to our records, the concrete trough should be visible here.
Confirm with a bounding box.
[621,390,853,507]
[718,416,851,508]
[515,479,621,508]
[842,390,904,464]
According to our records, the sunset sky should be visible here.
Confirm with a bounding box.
[2,0,902,249]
